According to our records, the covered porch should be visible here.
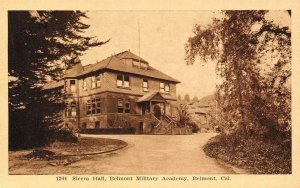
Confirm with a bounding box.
[137,92,170,119]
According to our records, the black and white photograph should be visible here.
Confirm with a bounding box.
[1,1,300,187]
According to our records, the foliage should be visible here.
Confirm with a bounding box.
[203,133,291,174]
[192,96,199,103]
[175,104,192,127]
[49,126,79,143]
[8,11,107,149]
[185,10,291,139]
[183,93,191,103]
[187,121,200,133]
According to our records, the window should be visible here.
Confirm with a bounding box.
[117,98,124,113]
[132,60,140,68]
[96,75,101,88]
[125,99,130,113]
[91,76,96,89]
[70,80,76,92]
[117,74,123,87]
[117,98,130,113]
[159,82,170,93]
[160,82,165,92]
[87,98,101,115]
[132,60,148,70]
[95,121,100,129]
[70,102,77,116]
[165,83,170,93]
[83,79,87,90]
[91,74,101,89]
[65,101,77,117]
[140,62,148,70]
[117,74,130,88]
[143,79,149,92]
[124,75,130,88]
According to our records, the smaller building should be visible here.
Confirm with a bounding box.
[188,94,216,132]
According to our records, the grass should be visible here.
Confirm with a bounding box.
[9,137,128,174]
[203,134,291,174]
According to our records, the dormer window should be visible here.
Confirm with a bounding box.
[143,79,149,92]
[140,62,148,70]
[159,82,170,93]
[132,60,148,70]
[117,74,130,88]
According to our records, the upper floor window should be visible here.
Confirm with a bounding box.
[117,74,130,88]
[87,98,101,115]
[83,79,87,91]
[159,82,165,92]
[70,80,76,92]
[160,82,170,93]
[91,74,101,89]
[143,79,149,92]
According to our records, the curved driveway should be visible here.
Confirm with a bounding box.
[71,133,239,174]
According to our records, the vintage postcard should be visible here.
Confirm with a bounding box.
[1,0,300,188]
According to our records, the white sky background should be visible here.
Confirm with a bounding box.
[80,11,290,99]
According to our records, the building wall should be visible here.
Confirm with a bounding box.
[63,70,178,131]
[66,71,177,100]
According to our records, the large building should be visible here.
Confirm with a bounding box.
[43,50,189,134]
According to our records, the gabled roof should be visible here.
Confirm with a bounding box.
[137,92,166,103]
[42,80,64,90]
[64,50,180,83]
[115,51,147,63]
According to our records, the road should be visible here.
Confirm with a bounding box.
[67,133,239,174]
[10,133,245,174]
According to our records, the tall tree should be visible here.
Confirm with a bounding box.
[192,96,199,103]
[185,11,291,138]
[184,94,191,103]
[8,11,108,149]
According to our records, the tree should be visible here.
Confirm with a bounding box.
[8,11,108,149]
[185,11,291,138]
[177,94,182,101]
[192,96,199,103]
[184,93,191,103]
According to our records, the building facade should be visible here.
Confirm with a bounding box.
[43,51,181,134]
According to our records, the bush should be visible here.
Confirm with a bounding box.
[50,126,79,143]
[203,133,291,174]
[187,121,200,133]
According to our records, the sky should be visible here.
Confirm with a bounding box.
[80,11,290,99]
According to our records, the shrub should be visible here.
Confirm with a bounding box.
[187,121,200,133]
[50,126,79,143]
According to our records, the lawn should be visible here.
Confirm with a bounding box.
[9,137,127,174]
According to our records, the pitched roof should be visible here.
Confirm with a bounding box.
[64,50,180,83]
[42,80,64,90]
[137,92,166,103]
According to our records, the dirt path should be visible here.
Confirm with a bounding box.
[9,133,245,174]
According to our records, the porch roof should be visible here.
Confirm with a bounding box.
[137,92,167,103]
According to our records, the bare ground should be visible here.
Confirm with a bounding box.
[9,133,248,174]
